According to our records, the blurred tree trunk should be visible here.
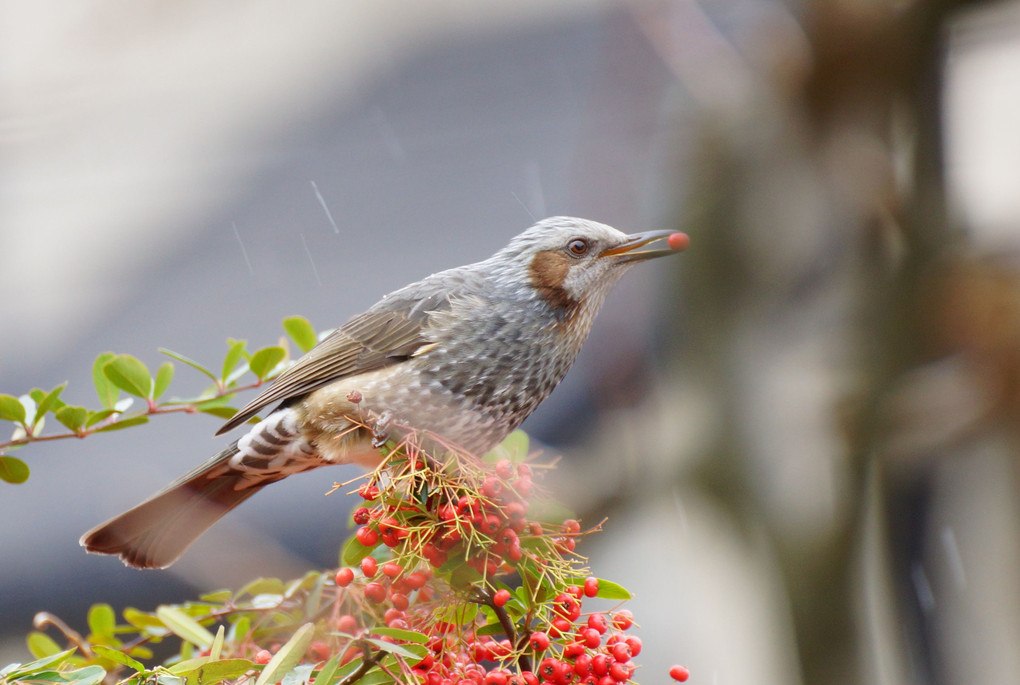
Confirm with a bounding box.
[670,1,992,684]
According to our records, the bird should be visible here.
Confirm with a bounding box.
[81,216,688,569]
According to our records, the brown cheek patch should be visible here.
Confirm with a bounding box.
[529,250,578,313]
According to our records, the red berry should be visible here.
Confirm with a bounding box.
[587,613,609,635]
[563,642,585,658]
[573,654,593,677]
[591,655,610,677]
[382,562,402,578]
[336,614,358,634]
[496,527,519,549]
[562,519,581,534]
[485,672,508,685]
[583,577,599,598]
[608,662,633,683]
[353,506,371,525]
[580,628,601,648]
[505,501,527,520]
[668,665,689,683]
[361,556,378,577]
[555,594,581,621]
[493,589,512,607]
[549,617,571,637]
[406,570,428,589]
[358,483,379,500]
[481,514,502,535]
[335,567,355,587]
[308,641,331,661]
[522,672,539,685]
[254,649,272,664]
[539,658,563,683]
[624,636,642,657]
[610,643,631,663]
[495,459,514,479]
[379,516,403,538]
[611,611,633,630]
[356,526,379,547]
[493,639,513,658]
[482,476,503,498]
[364,581,387,603]
[512,477,533,498]
[529,631,550,651]
[391,592,410,611]
[667,232,690,252]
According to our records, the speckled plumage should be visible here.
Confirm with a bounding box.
[81,217,685,568]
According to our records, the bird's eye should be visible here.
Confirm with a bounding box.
[567,239,589,256]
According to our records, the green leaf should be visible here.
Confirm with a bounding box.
[31,384,66,427]
[153,362,175,400]
[26,631,63,659]
[0,394,26,423]
[84,409,117,428]
[280,664,315,685]
[16,665,107,684]
[434,602,478,626]
[234,577,285,600]
[159,348,219,383]
[156,606,214,649]
[209,625,225,660]
[4,648,78,677]
[364,638,427,662]
[314,655,342,685]
[248,346,286,381]
[93,415,149,433]
[87,604,116,639]
[199,589,232,603]
[228,616,251,645]
[283,316,318,353]
[254,622,315,685]
[123,607,166,631]
[177,658,254,683]
[221,339,248,383]
[302,573,326,619]
[92,353,119,409]
[199,406,238,420]
[103,355,153,398]
[484,429,529,463]
[167,655,210,675]
[55,405,89,432]
[0,456,29,484]
[127,645,154,660]
[92,645,144,673]
[340,533,374,567]
[566,576,632,600]
[368,627,428,644]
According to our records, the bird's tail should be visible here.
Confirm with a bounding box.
[80,442,270,569]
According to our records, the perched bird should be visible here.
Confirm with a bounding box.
[81,217,688,568]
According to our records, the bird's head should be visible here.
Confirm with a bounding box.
[489,216,689,318]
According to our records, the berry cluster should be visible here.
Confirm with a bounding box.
[14,430,688,685]
[306,429,689,685]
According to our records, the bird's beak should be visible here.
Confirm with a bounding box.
[600,229,688,264]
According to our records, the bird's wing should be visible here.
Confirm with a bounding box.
[215,289,451,435]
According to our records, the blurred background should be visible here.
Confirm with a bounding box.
[3,1,1020,683]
